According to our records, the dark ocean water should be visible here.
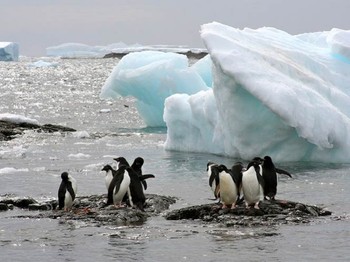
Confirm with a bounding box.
[0,57,349,261]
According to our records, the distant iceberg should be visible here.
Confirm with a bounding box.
[0,42,19,61]
[46,42,130,58]
[101,22,350,163]
[46,42,207,59]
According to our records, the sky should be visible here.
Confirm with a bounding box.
[1,0,350,57]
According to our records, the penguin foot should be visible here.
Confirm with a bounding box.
[254,202,260,209]
[230,203,237,209]
[222,204,228,209]
[114,203,127,208]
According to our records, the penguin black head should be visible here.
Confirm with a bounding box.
[61,172,69,181]
[231,162,244,172]
[252,157,263,165]
[207,161,217,171]
[218,164,229,173]
[113,156,130,167]
[263,156,275,168]
[101,164,113,172]
[131,157,144,169]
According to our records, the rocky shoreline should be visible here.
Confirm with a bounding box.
[0,120,76,141]
[0,194,177,226]
[166,199,332,227]
[0,192,333,228]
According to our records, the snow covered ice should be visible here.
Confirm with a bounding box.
[101,22,350,163]
[0,42,19,61]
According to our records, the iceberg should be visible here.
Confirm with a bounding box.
[46,42,130,58]
[0,42,19,61]
[46,42,206,59]
[100,51,209,127]
[100,22,350,163]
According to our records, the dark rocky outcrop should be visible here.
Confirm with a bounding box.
[103,50,208,60]
[0,120,76,141]
[165,200,332,227]
[0,194,177,226]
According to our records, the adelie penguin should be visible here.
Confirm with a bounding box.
[217,163,243,209]
[253,156,292,200]
[130,157,155,190]
[58,172,77,211]
[241,160,264,209]
[106,162,147,211]
[106,164,131,208]
[207,161,220,201]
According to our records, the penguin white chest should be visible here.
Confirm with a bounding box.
[219,171,237,205]
[113,173,131,204]
[242,167,262,205]
[65,177,77,209]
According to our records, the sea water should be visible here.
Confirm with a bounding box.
[0,57,349,261]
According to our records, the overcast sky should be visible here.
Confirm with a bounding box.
[2,0,349,56]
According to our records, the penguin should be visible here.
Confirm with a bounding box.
[58,172,77,211]
[114,156,155,190]
[131,157,155,190]
[107,164,131,207]
[241,161,264,209]
[217,164,240,209]
[207,161,220,201]
[101,164,115,190]
[125,166,146,211]
[261,155,279,200]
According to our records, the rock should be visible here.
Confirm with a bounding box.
[0,120,76,141]
[1,194,176,226]
[0,203,8,211]
[165,199,332,227]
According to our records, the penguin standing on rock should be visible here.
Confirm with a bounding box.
[253,156,292,200]
[218,164,240,209]
[207,162,220,201]
[58,172,77,211]
[126,166,146,211]
[107,164,131,207]
[242,161,264,209]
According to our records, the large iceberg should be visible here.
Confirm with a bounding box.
[0,42,19,61]
[101,22,350,163]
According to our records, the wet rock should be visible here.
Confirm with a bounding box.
[0,203,8,211]
[165,199,332,227]
[2,194,176,226]
[0,196,38,208]
[0,120,76,141]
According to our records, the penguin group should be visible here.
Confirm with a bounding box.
[57,156,155,212]
[207,156,291,209]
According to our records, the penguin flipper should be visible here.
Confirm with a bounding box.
[140,174,155,180]
[276,168,292,178]
[141,180,147,190]
[254,165,265,188]
[58,183,66,209]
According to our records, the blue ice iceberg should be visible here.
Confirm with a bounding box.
[100,51,209,126]
[101,22,350,163]
[0,42,19,61]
